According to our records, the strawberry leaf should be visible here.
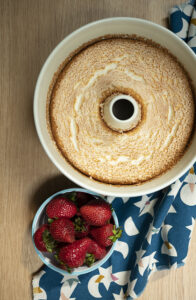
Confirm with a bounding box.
[67,192,77,202]
[108,226,123,243]
[85,253,95,267]
[74,217,86,232]
[48,218,54,224]
[42,229,57,253]
[66,265,72,273]
[109,204,114,212]
[54,253,64,265]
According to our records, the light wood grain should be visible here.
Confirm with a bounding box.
[0,0,195,299]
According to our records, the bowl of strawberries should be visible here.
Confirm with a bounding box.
[32,188,121,275]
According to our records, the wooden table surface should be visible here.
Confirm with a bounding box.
[1,0,196,299]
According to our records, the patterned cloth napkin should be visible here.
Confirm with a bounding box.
[170,0,196,51]
[32,2,196,299]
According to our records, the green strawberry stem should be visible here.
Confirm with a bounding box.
[109,204,114,212]
[85,253,95,267]
[108,225,123,243]
[54,253,63,265]
[67,192,77,202]
[74,217,86,232]
[42,229,57,252]
[48,218,54,224]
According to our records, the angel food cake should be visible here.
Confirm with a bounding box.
[48,37,195,184]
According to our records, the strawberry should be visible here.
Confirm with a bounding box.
[58,237,92,269]
[80,199,112,226]
[90,224,122,247]
[46,196,77,219]
[76,192,92,207]
[85,239,107,267]
[74,216,90,239]
[87,240,106,260]
[34,224,56,252]
[67,191,92,207]
[50,218,75,243]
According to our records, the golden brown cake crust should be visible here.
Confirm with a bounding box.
[47,36,195,185]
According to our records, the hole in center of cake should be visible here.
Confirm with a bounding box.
[112,99,134,120]
[100,92,142,133]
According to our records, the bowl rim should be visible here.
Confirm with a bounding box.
[33,17,196,197]
[32,188,119,275]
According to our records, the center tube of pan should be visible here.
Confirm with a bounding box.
[102,94,141,132]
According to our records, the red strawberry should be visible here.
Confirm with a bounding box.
[85,239,107,267]
[74,216,90,239]
[58,237,92,268]
[90,224,122,247]
[34,224,56,252]
[80,199,112,226]
[76,192,92,207]
[50,218,75,243]
[87,240,106,260]
[46,196,77,219]
[67,191,92,207]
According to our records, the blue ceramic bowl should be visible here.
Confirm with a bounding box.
[32,188,119,275]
